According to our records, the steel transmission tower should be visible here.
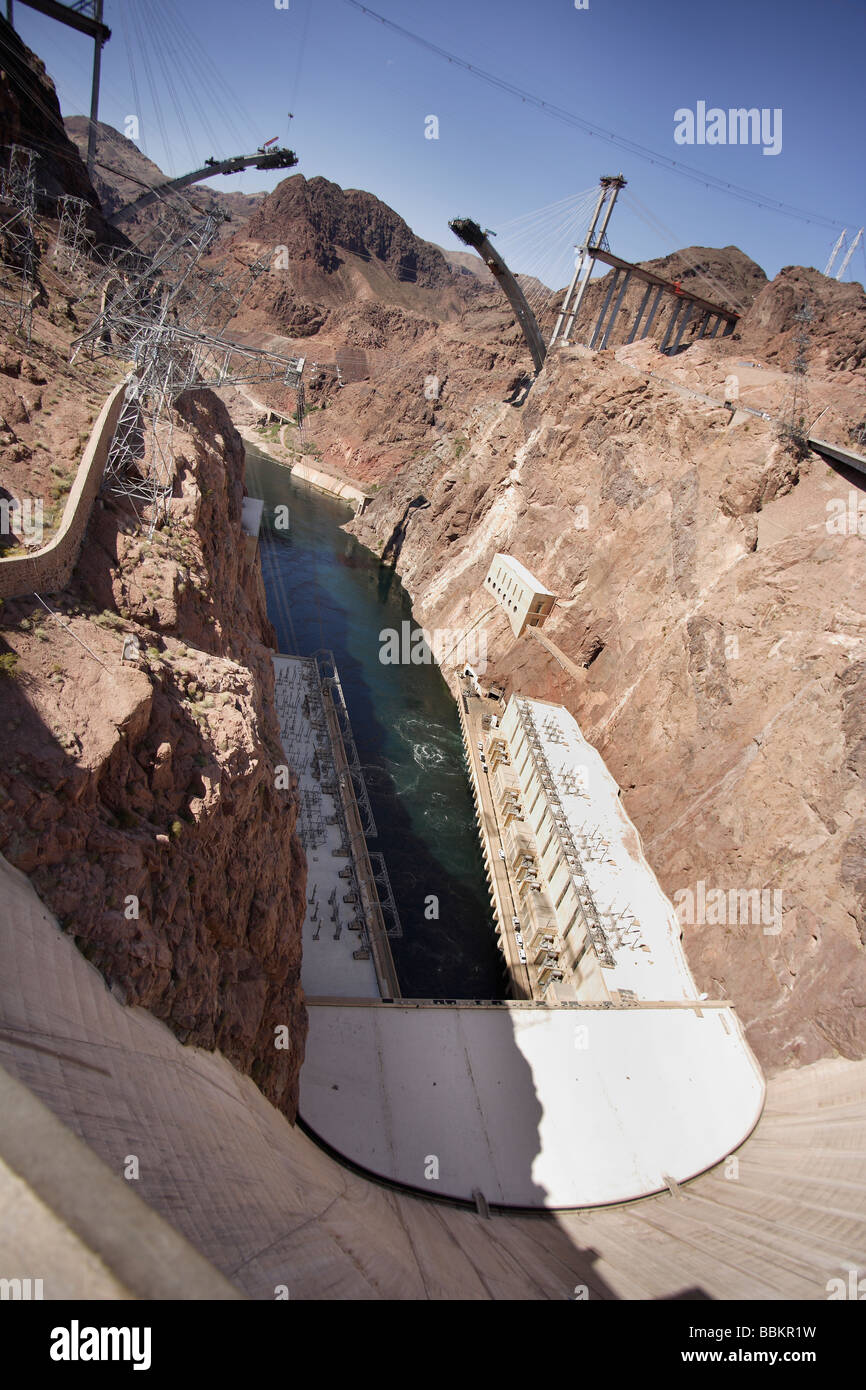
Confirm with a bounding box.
[836,229,863,282]
[72,212,306,533]
[0,145,39,344]
[823,229,847,277]
[53,195,91,276]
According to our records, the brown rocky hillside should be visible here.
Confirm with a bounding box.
[0,379,307,1115]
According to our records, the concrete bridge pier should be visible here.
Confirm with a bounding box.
[600,269,633,348]
[645,289,668,337]
[670,301,695,353]
[560,264,593,345]
[588,269,624,349]
[626,284,653,344]
[659,299,686,354]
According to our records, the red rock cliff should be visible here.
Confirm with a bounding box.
[0,388,308,1116]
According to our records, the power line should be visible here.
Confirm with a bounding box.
[120,5,147,159]
[622,191,751,313]
[162,0,256,154]
[139,0,199,171]
[152,0,243,158]
[342,0,849,232]
[128,0,175,176]
[288,0,315,120]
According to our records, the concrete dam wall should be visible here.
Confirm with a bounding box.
[1,853,864,1300]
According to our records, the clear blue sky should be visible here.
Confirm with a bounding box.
[13,0,866,283]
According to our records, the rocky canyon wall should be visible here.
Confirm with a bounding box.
[0,388,307,1116]
[349,340,866,1072]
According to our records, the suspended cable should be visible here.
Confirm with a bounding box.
[342,0,849,232]
[492,186,597,235]
[493,189,600,317]
[153,1,238,159]
[139,0,199,171]
[623,191,750,312]
[128,0,175,176]
[288,0,315,123]
[120,4,148,158]
[159,0,256,155]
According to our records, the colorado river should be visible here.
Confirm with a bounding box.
[244,443,504,999]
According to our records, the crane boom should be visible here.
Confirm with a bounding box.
[108,148,299,225]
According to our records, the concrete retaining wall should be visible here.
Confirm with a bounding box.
[287,458,368,511]
[0,377,128,599]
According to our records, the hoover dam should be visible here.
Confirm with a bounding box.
[0,0,864,1326]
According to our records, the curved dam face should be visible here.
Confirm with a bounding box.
[1,853,864,1300]
[301,999,765,1208]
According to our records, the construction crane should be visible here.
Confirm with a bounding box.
[108,146,299,225]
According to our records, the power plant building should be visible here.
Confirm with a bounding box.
[494,694,699,1005]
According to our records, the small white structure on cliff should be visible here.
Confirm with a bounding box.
[483,553,555,637]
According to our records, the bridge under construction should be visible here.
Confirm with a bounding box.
[451,174,739,373]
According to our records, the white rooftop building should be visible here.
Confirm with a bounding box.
[496,694,698,1005]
